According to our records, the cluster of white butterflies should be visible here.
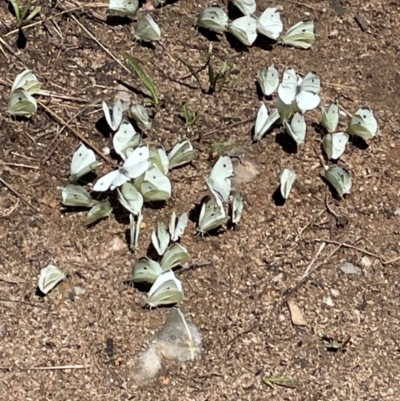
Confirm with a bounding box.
[108,0,161,42]
[197,4,315,49]
[8,69,41,117]
[198,156,244,234]
[253,64,379,198]
[62,98,195,225]
[132,212,190,307]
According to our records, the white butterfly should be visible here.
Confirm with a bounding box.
[137,165,171,202]
[284,112,306,145]
[323,166,352,198]
[281,20,315,49]
[323,132,349,160]
[108,0,139,16]
[280,168,296,199]
[276,95,297,122]
[92,145,149,192]
[197,197,229,234]
[227,16,258,46]
[86,199,113,226]
[230,191,244,225]
[254,103,280,141]
[169,211,188,242]
[149,146,169,175]
[321,101,339,133]
[62,184,96,208]
[231,0,256,16]
[131,257,163,284]
[205,156,233,205]
[135,14,161,42]
[278,69,321,112]
[113,120,140,161]
[160,243,190,270]
[102,99,123,131]
[197,7,229,34]
[147,270,183,308]
[347,106,378,140]
[8,88,37,117]
[131,104,152,129]
[11,68,41,95]
[129,211,143,250]
[70,143,101,182]
[38,264,66,295]
[256,7,283,40]
[117,181,143,215]
[152,221,170,256]
[168,138,195,169]
[257,64,279,97]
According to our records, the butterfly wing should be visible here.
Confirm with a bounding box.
[348,107,378,140]
[227,16,258,46]
[169,212,188,241]
[280,168,296,199]
[109,0,139,16]
[132,257,163,283]
[151,221,170,256]
[231,0,256,16]
[62,184,96,207]
[70,143,100,181]
[198,198,228,234]
[257,64,279,96]
[168,139,195,169]
[117,182,143,215]
[140,166,171,201]
[113,121,140,160]
[147,270,183,307]
[278,68,297,105]
[197,7,229,34]
[281,20,315,49]
[207,156,233,203]
[256,7,283,40]
[285,112,306,144]
[296,91,320,112]
[92,170,120,192]
[324,132,348,160]
[11,69,41,94]
[8,88,37,117]
[135,15,161,42]
[123,145,150,178]
[254,105,280,141]
[160,243,190,270]
[321,102,339,132]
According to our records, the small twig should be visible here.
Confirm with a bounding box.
[0,275,23,284]
[0,177,40,215]
[20,365,88,371]
[382,255,400,266]
[37,90,89,103]
[193,118,253,142]
[314,238,386,261]
[300,242,326,281]
[180,261,212,272]
[37,99,114,165]
[0,198,19,217]
[3,162,39,170]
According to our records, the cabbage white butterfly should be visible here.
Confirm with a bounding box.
[231,0,256,16]
[131,257,163,284]
[321,101,339,133]
[256,7,283,40]
[230,191,244,225]
[278,69,321,111]
[130,211,143,250]
[103,99,123,132]
[109,0,138,16]
[147,270,183,308]
[11,69,41,95]
[205,156,233,204]
[323,166,352,198]
[323,132,349,160]
[70,143,101,182]
[197,197,229,234]
[131,104,152,130]
[149,146,169,175]
[284,112,306,145]
[257,64,279,97]
[280,168,296,199]
[92,145,149,192]
[168,138,195,169]
[62,184,97,208]
[197,7,229,34]
[227,16,258,46]
[117,181,143,215]
[254,103,280,141]
[138,165,171,202]
[281,20,315,49]
[347,106,378,140]
[38,264,66,295]
[169,211,188,242]
[86,199,113,225]
[8,88,37,117]
[160,243,190,270]
[276,95,297,122]
[152,221,170,256]
[113,120,141,161]
[135,14,161,42]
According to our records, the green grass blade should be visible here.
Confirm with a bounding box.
[9,0,21,23]
[126,53,159,106]
[25,6,41,22]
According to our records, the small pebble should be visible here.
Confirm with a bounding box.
[340,261,362,275]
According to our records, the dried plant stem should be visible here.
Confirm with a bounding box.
[0,177,40,214]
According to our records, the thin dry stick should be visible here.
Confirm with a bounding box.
[3,163,39,170]
[382,255,400,266]
[37,90,89,103]
[195,118,254,141]
[70,14,131,74]
[314,238,385,260]
[38,99,114,165]
[0,198,19,217]
[300,242,326,281]
[0,275,23,284]
[21,365,88,371]
[0,177,40,214]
